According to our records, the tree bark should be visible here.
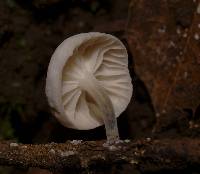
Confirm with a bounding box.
[0,138,200,173]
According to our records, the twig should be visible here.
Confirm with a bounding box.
[0,138,200,173]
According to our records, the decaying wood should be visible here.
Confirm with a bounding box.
[0,138,200,173]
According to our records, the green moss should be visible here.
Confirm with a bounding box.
[0,116,14,139]
[5,0,16,8]
[0,100,25,140]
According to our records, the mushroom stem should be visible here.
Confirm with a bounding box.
[79,71,119,143]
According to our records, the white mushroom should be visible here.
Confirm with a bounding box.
[45,32,132,143]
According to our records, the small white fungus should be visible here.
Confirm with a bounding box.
[70,140,82,145]
[184,71,188,79]
[49,149,55,155]
[115,139,124,144]
[168,41,176,48]
[130,159,138,164]
[156,113,160,117]
[103,142,121,150]
[10,143,18,147]
[108,145,118,151]
[158,26,166,33]
[124,139,131,143]
[121,156,127,160]
[176,28,181,35]
[194,33,199,40]
[197,3,200,14]
[45,32,133,136]
[183,33,187,38]
[146,138,151,142]
[60,150,76,157]
[102,142,109,148]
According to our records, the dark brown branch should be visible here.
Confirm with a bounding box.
[0,138,200,173]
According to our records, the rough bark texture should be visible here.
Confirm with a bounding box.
[0,138,200,173]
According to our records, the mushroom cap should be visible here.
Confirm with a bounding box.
[45,32,133,130]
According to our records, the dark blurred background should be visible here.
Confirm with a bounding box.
[0,0,156,173]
